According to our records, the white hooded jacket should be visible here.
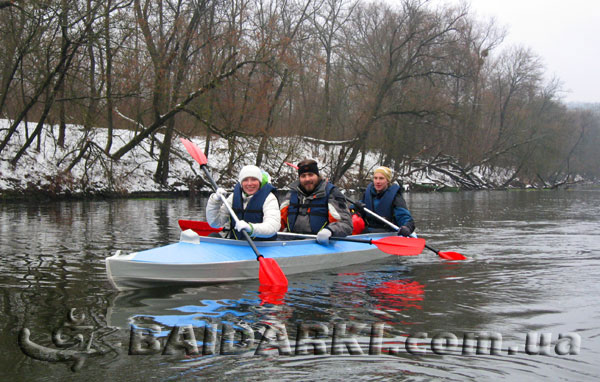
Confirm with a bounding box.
[205,190,280,239]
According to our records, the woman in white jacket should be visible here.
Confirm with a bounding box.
[205,165,280,240]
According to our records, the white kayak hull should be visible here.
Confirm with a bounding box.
[106,230,396,291]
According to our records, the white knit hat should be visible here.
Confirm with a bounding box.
[238,165,263,183]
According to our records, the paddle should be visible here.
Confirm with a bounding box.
[178,219,222,236]
[180,138,288,287]
[352,201,467,261]
[180,220,423,256]
[276,232,425,256]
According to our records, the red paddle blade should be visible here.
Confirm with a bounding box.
[372,237,425,256]
[180,138,207,166]
[178,220,222,236]
[437,251,467,261]
[258,257,288,286]
[284,162,298,170]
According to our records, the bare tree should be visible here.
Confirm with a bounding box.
[310,0,357,135]
[10,2,100,165]
[103,0,115,152]
[0,0,100,159]
[109,0,242,185]
[2,0,596,191]
[255,0,312,167]
[326,0,468,182]
[441,14,504,163]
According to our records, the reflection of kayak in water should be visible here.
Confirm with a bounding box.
[106,284,257,329]
[105,230,413,291]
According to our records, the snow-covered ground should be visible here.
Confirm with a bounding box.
[0,118,516,197]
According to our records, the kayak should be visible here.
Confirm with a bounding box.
[105,229,401,291]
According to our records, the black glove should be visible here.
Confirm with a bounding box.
[353,201,366,217]
[397,225,411,237]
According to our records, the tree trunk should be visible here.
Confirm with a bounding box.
[104,0,114,153]
[10,4,83,165]
[154,119,175,185]
[256,69,288,167]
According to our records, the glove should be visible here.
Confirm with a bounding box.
[235,220,253,234]
[353,201,366,217]
[316,228,332,244]
[210,187,227,202]
[397,225,411,237]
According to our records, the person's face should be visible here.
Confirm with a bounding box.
[241,177,261,195]
[373,173,389,192]
[299,172,319,193]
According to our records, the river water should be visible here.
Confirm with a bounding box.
[1,189,599,380]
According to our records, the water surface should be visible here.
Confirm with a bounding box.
[1,189,599,380]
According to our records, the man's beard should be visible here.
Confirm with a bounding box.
[300,179,319,194]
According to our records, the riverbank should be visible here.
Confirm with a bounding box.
[5,182,598,203]
[0,189,198,202]
[1,119,590,200]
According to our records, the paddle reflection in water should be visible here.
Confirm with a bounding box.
[370,279,425,312]
[333,270,425,327]
[258,285,288,305]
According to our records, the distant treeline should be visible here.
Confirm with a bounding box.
[1,0,599,188]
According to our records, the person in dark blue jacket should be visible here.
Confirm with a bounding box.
[353,166,415,236]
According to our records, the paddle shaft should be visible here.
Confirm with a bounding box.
[361,205,445,253]
[363,206,400,230]
[200,165,263,259]
[346,196,403,231]
[276,231,425,256]
[276,231,373,244]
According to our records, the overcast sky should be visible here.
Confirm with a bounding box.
[438,0,600,104]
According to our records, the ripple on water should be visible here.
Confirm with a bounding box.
[2,191,600,380]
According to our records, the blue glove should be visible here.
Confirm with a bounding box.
[316,228,332,244]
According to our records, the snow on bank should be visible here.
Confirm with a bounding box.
[0,118,514,197]
[1,120,171,194]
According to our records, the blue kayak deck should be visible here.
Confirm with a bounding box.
[131,236,385,264]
